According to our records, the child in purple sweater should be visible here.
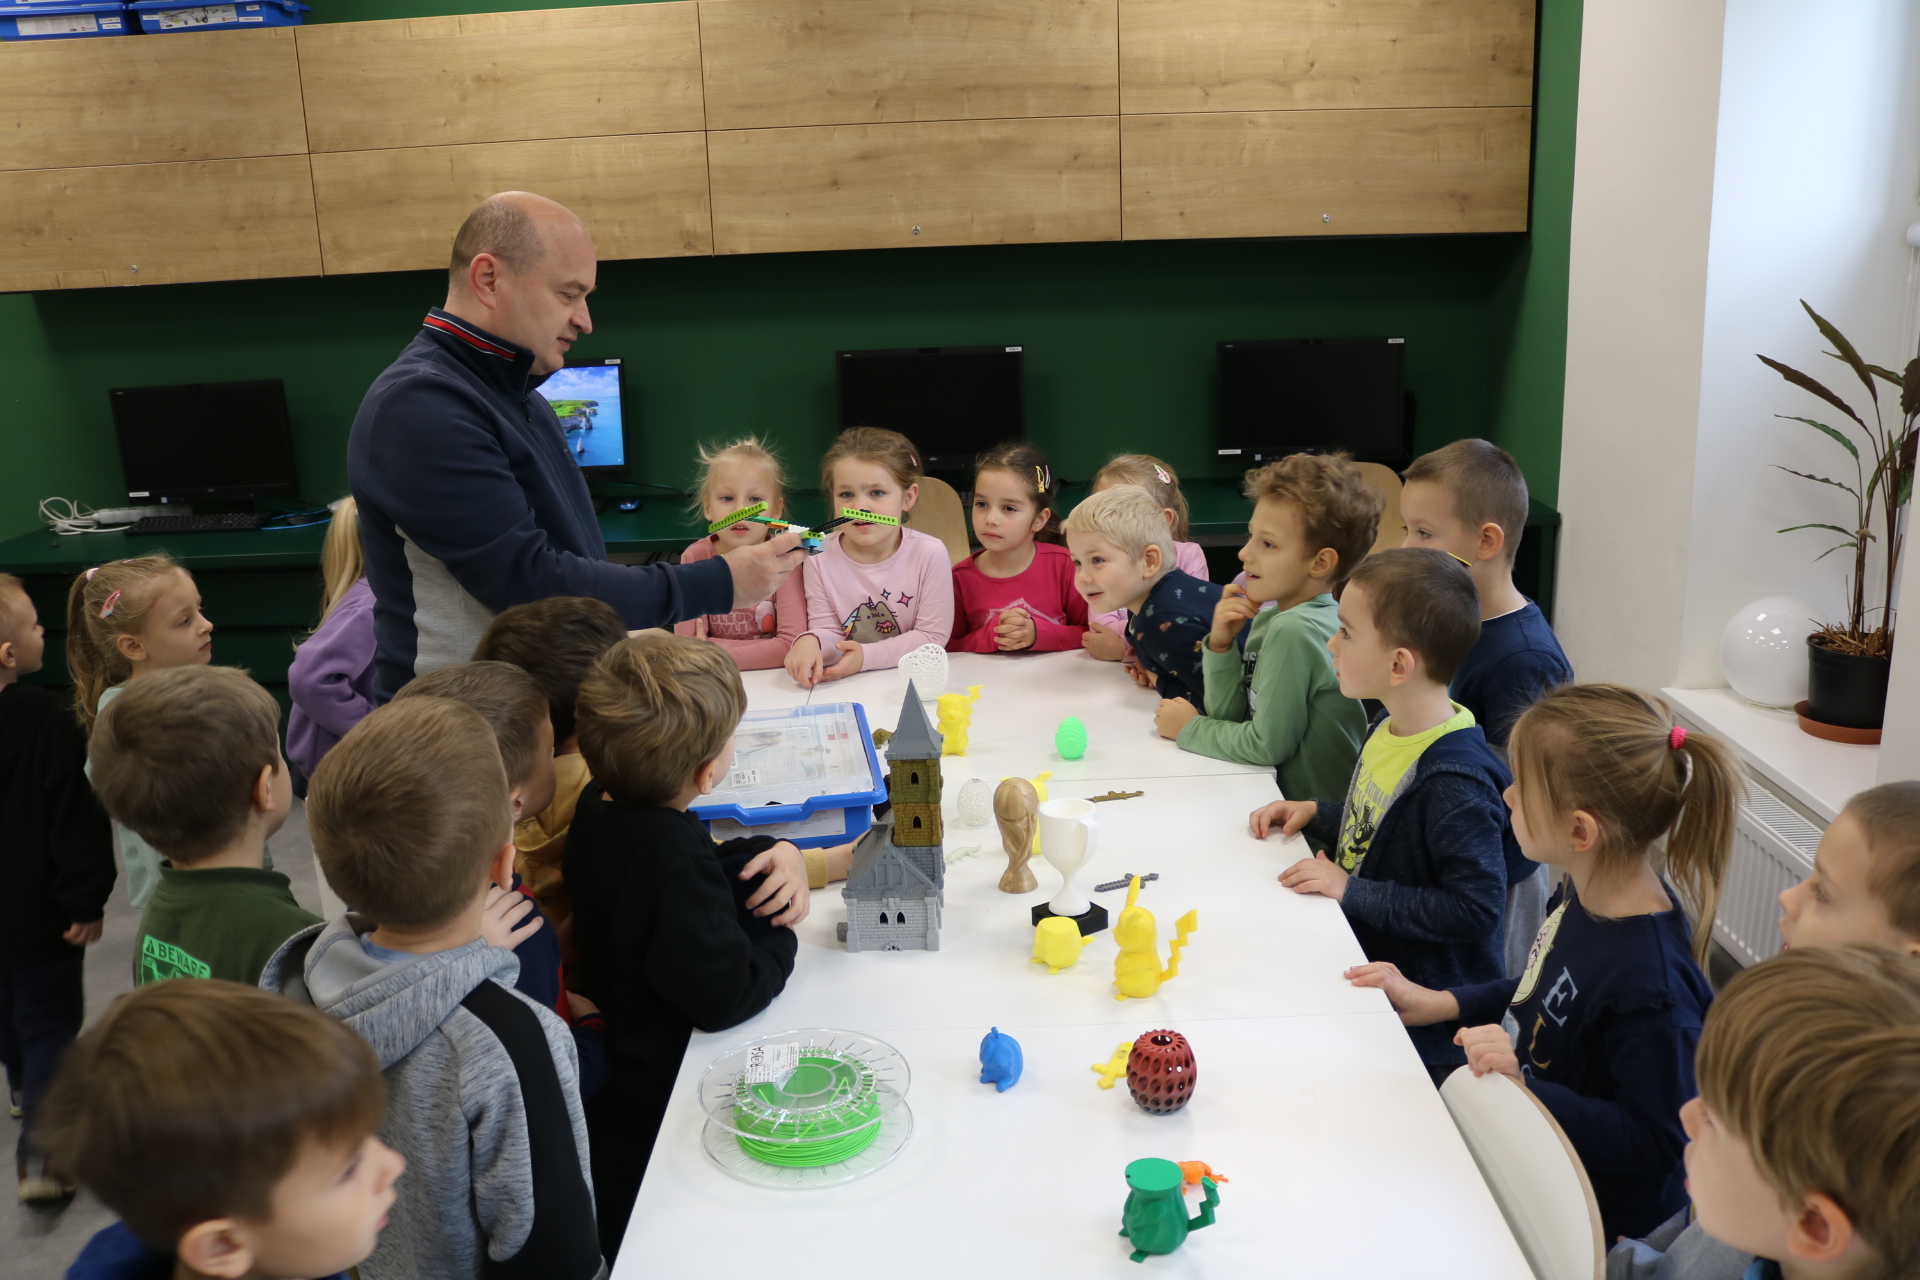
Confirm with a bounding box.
[288,500,376,786]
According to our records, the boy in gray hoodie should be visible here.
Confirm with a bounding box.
[262,696,603,1280]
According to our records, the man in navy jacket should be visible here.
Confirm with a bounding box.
[350,192,802,700]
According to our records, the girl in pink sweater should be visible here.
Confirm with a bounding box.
[949,441,1087,653]
[786,428,955,687]
[675,438,807,670]
[1082,453,1209,661]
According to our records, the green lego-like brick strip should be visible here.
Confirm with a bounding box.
[707,502,769,534]
[839,508,898,526]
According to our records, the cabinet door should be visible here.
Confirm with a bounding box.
[709,117,1119,255]
[311,134,712,275]
[0,28,307,172]
[1122,107,1531,241]
[0,156,321,293]
[1119,0,1535,115]
[297,3,704,154]
[699,0,1117,130]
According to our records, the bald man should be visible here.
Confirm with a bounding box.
[348,193,802,700]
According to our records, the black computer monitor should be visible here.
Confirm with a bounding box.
[1216,337,1409,466]
[110,379,299,504]
[540,357,629,478]
[836,345,1024,474]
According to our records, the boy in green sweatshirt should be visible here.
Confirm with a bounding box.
[1154,453,1378,802]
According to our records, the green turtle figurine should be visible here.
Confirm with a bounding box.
[1118,1157,1220,1262]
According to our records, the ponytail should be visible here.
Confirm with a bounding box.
[65,555,185,730]
[1663,727,1739,965]
[317,499,365,623]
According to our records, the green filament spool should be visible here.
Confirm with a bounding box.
[733,1052,883,1168]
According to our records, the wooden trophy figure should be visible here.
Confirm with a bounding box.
[994,776,1039,893]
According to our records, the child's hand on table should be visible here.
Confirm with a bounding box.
[994,607,1035,651]
[1249,799,1316,840]
[1207,584,1260,653]
[480,884,543,950]
[785,635,825,687]
[1345,961,1461,1027]
[1082,623,1128,662]
[1279,850,1350,901]
[821,640,865,681]
[1457,1024,1522,1081]
[742,841,810,927]
[1153,697,1200,740]
[1123,659,1158,689]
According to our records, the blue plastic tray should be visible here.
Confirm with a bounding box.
[691,702,888,850]
[0,2,129,38]
[129,0,305,31]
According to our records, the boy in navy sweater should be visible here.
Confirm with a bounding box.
[1400,438,1571,974]
[1250,549,1511,1080]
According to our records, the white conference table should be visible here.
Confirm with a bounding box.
[618,650,1531,1279]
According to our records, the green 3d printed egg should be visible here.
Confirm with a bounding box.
[1055,716,1088,760]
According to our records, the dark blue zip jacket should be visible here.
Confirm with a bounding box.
[349,310,734,701]
[69,1222,350,1280]
[1303,718,1513,1065]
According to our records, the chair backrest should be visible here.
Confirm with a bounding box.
[913,474,973,567]
[1440,1066,1605,1280]
[1354,461,1405,557]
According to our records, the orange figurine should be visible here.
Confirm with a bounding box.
[1178,1161,1229,1194]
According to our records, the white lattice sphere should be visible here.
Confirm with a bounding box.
[957,777,993,827]
[899,643,948,700]
[1722,596,1828,708]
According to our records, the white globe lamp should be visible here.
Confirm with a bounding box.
[1722,596,1828,708]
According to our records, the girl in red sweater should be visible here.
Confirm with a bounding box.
[675,438,806,670]
[949,442,1088,653]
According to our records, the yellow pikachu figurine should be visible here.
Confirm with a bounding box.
[1030,916,1095,974]
[936,685,983,756]
[1112,875,1199,1001]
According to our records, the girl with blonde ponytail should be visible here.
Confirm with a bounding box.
[1345,682,1736,1242]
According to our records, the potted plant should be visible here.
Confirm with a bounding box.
[1760,302,1916,738]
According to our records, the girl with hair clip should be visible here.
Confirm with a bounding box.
[288,498,376,788]
[948,441,1088,653]
[785,427,955,688]
[1345,683,1737,1242]
[675,437,807,670]
[67,554,219,909]
[1083,454,1209,662]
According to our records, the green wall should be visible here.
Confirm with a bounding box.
[0,0,1579,541]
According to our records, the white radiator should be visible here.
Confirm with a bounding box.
[1714,782,1822,968]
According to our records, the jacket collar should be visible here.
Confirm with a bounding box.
[420,307,544,399]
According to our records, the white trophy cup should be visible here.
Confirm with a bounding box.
[1038,797,1098,919]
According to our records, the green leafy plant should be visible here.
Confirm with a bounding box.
[1760,301,1917,657]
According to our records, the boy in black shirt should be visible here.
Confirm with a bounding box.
[566,633,811,1259]
[0,574,114,1205]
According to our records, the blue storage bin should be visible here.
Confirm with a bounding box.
[689,702,889,850]
[128,0,305,31]
[0,2,129,39]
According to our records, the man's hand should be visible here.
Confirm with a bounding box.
[786,634,825,688]
[820,640,865,680]
[742,841,811,927]
[1153,697,1200,740]
[480,885,543,951]
[1345,961,1461,1027]
[1249,799,1317,840]
[723,529,806,610]
[1457,1024,1522,1081]
[1208,584,1261,654]
[63,919,103,947]
[1279,850,1349,901]
[995,607,1035,651]
[1082,623,1128,662]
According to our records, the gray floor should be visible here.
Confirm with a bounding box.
[2,802,325,1280]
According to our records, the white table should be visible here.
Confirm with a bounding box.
[617,650,1531,1279]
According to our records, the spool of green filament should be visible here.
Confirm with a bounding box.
[732,1052,883,1168]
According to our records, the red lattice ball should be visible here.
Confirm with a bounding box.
[1126,1029,1197,1115]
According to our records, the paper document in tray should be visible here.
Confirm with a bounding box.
[717,703,875,808]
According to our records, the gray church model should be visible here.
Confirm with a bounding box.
[836,681,946,952]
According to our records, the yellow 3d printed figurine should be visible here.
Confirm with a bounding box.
[1091,1042,1132,1089]
[1030,916,1095,974]
[1113,875,1198,1001]
[935,685,983,756]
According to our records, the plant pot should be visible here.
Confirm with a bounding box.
[1805,638,1891,731]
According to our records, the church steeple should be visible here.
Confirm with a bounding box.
[886,682,944,847]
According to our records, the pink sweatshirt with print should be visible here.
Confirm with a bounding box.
[802,526,955,670]
[1091,540,1210,634]
[949,542,1088,653]
[674,536,807,670]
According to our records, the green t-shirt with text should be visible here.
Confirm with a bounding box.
[135,864,321,987]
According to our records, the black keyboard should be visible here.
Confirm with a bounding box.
[128,512,270,536]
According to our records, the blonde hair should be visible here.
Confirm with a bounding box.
[691,437,787,521]
[1402,438,1530,565]
[577,633,745,807]
[819,427,922,521]
[1245,452,1384,588]
[1510,684,1737,966]
[65,555,189,729]
[0,572,29,638]
[1697,945,1920,1280]
[318,498,365,622]
[1063,484,1175,569]
[1094,454,1191,542]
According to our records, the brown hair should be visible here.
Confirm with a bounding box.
[473,597,627,744]
[38,979,384,1251]
[819,426,922,520]
[392,661,548,790]
[317,497,365,623]
[88,666,282,865]
[1342,548,1481,683]
[974,440,1062,542]
[1094,454,1191,542]
[449,194,552,282]
[1697,945,1920,1279]
[65,555,189,728]
[1510,684,1738,966]
[1402,438,1530,565]
[690,437,787,521]
[308,698,510,929]
[1245,452,1384,588]
[577,633,745,806]
[1845,781,1920,940]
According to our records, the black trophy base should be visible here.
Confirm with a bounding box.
[1031,901,1109,936]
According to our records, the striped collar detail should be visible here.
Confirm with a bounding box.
[422,310,517,359]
